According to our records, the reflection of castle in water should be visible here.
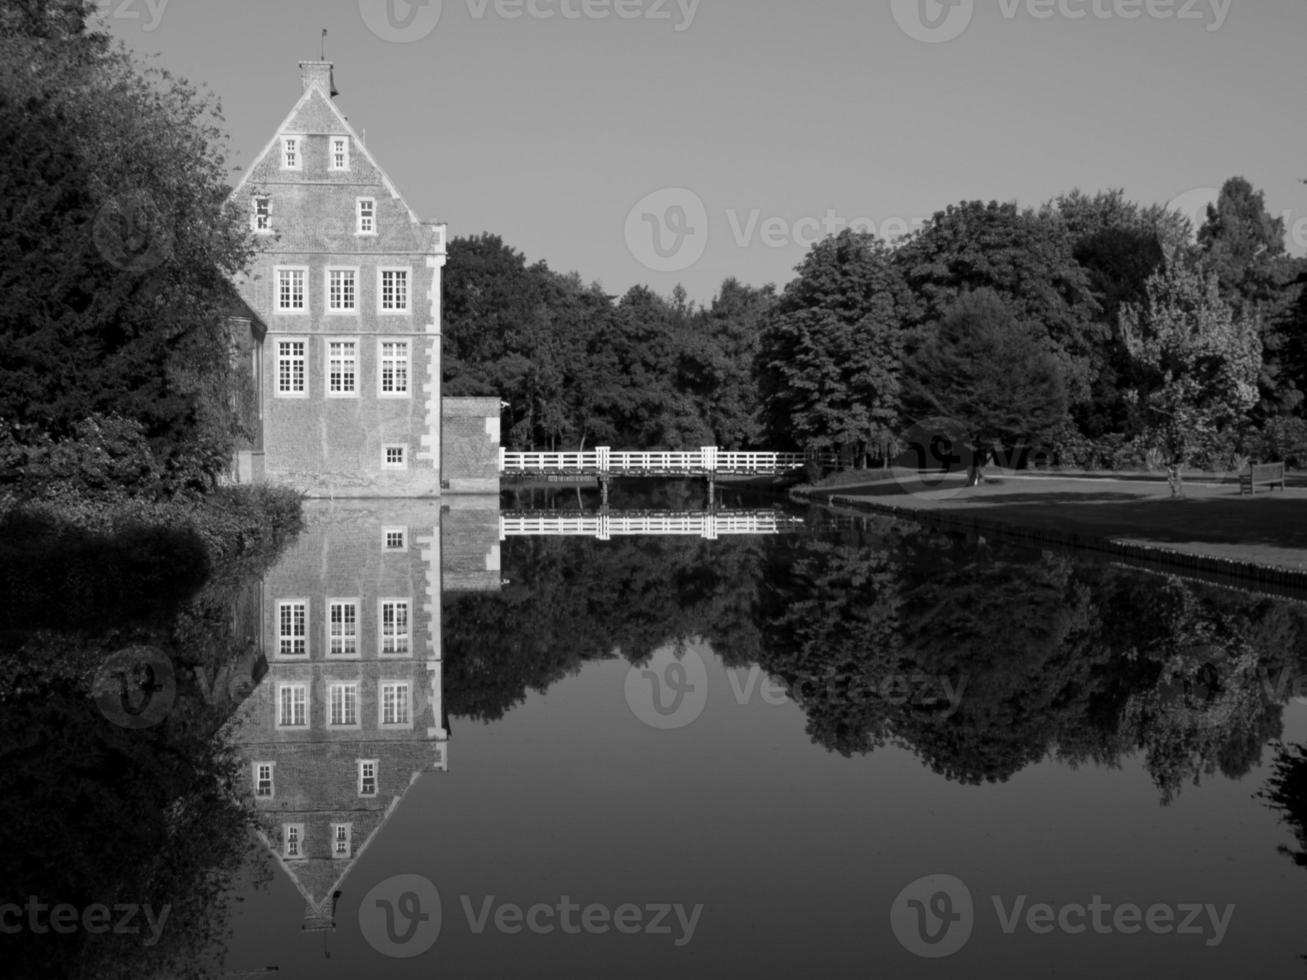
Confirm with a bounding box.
[226,500,501,931]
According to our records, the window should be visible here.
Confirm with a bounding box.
[329,683,359,727]
[282,136,302,170]
[327,340,358,397]
[332,823,352,858]
[381,682,411,727]
[382,445,407,471]
[276,267,307,313]
[277,684,308,728]
[283,823,304,859]
[252,196,271,233]
[254,762,274,798]
[277,600,308,655]
[379,340,410,397]
[379,269,410,313]
[326,268,357,313]
[328,600,359,656]
[276,340,307,397]
[380,600,410,655]
[357,198,376,235]
[330,137,350,171]
[358,760,378,797]
[382,527,407,552]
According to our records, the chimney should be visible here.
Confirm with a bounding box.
[299,60,337,98]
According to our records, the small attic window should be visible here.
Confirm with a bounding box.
[252,196,271,233]
[330,137,350,172]
[282,136,302,171]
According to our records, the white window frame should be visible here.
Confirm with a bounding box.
[254,762,274,799]
[283,823,305,859]
[332,823,353,858]
[325,266,358,314]
[356,197,376,236]
[328,681,360,729]
[379,599,411,656]
[380,681,412,729]
[378,339,411,398]
[377,267,411,314]
[275,339,308,399]
[382,527,408,553]
[252,195,272,234]
[277,599,309,657]
[325,338,359,399]
[274,266,309,315]
[358,759,378,798]
[276,683,309,729]
[382,445,408,471]
[281,135,303,171]
[327,599,360,657]
[329,136,350,172]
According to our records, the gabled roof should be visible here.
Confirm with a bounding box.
[228,66,426,230]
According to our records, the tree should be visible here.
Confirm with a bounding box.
[893,200,1101,409]
[1120,262,1261,496]
[757,231,912,463]
[903,289,1068,486]
[0,2,253,494]
[1195,177,1307,417]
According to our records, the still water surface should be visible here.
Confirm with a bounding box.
[5,489,1307,978]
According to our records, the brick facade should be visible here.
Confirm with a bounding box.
[229,61,459,498]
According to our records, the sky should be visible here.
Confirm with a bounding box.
[98,0,1307,304]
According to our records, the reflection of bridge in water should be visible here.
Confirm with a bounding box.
[499,509,806,540]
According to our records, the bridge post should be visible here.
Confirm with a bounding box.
[702,446,717,507]
[596,446,611,506]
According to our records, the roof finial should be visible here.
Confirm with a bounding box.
[320,28,327,62]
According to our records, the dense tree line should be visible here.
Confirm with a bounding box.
[0,0,253,498]
[447,182,1307,483]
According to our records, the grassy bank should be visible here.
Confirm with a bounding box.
[793,469,1307,580]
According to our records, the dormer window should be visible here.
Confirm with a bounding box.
[282,136,302,171]
[330,137,350,171]
[252,195,271,233]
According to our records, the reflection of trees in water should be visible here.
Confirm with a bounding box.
[1262,743,1307,870]
[444,535,767,722]
[0,522,290,980]
[449,511,1307,804]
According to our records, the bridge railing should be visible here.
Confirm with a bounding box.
[500,447,838,476]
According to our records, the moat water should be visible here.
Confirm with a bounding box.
[5,485,1307,979]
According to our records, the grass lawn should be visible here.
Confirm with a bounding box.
[796,469,1307,572]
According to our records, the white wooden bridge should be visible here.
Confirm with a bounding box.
[499,447,837,478]
[499,510,806,541]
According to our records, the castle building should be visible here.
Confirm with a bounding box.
[227,61,499,497]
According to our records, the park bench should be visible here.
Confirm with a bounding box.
[1240,461,1287,496]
